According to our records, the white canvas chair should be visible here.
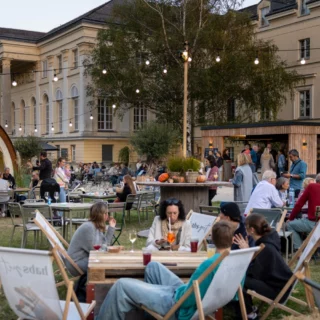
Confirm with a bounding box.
[0,246,95,320]
[34,210,84,286]
[247,221,320,320]
[141,246,262,320]
[188,211,219,250]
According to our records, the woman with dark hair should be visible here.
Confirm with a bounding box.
[276,177,289,203]
[146,198,192,251]
[234,214,292,319]
[222,149,231,161]
[115,175,136,209]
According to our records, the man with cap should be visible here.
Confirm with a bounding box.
[219,202,255,250]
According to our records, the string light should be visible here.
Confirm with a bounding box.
[112,104,116,109]
[188,57,192,62]
[90,113,93,120]
[19,124,22,131]
[102,66,107,74]
[145,60,150,65]
[51,123,55,131]
[5,121,8,128]
[12,78,17,87]
[53,70,58,82]
[254,57,259,65]
[34,125,38,132]
[300,58,306,65]
[216,55,221,62]
[69,119,73,127]
[163,68,168,74]
[136,89,140,93]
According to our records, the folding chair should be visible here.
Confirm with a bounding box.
[247,221,320,319]
[188,211,219,251]
[107,202,126,245]
[141,246,262,320]
[199,205,220,217]
[137,192,156,223]
[0,246,95,320]
[34,210,84,286]
[249,208,286,232]
[125,193,141,223]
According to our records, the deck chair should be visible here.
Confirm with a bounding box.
[188,211,219,250]
[247,221,320,320]
[199,205,221,217]
[249,208,286,232]
[296,271,320,309]
[34,210,84,286]
[141,246,262,320]
[0,246,95,320]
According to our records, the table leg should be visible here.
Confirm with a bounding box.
[86,283,95,320]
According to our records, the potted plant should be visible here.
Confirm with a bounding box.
[167,157,184,182]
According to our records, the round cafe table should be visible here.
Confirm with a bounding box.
[136,181,232,213]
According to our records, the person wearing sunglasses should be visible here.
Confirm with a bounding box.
[146,198,192,251]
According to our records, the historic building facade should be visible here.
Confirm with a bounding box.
[0,0,153,163]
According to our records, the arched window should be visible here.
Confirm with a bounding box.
[71,86,79,130]
[11,102,15,130]
[31,97,36,128]
[43,94,49,133]
[20,100,26,134]
[56,90,63,132]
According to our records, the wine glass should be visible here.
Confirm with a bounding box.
[129,230,137,252]
[93,232,102,251]
[167,231,176,252]
[213,173,218,180]
[54,192,59,203]
[44,192,49,203]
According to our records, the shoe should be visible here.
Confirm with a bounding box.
[248,312,259,319]
[252,306,259,314]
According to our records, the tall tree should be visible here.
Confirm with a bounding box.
[85,0,302,153]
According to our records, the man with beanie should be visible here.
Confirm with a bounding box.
[219,202,255,250]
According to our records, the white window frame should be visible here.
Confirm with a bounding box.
[56,90,63,132]
[71,145,76,161]
[42,60,48,78]
[300,38,310,59]
[299,89,311,118]
[31,98,36,127]
[71,86,79,130]
[73,49,78,68]
[98,99,113,130]
[44,95,49,134]
[133,106,147,130]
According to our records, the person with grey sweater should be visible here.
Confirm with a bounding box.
[65,202,116,276]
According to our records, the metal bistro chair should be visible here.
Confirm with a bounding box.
[0,190,11,216]
[107,202,126,245]
[137,192,156,223]
[8,202,41,248]
[125,194,141,224]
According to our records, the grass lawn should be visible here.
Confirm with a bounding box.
[0,211,318,319]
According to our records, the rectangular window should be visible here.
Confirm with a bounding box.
[42,60,48,78]
[23,108,26,134]
[98,99,113,130]
[73,49,78,68]
[34,106,37,128]
[71,145,76,161]
[261,7,270,26]
[229,147,235,162]
[102,145,113,162]
[227,99,235,122]
[134,106,147,130]
[74,99,79,130]
[57,55,62,73]
[58,101,63,132]
[61,148,68,160]
[300,38,310,59]
[56,145,60,157]
[46,103,50,133]
[299,90,311,118]
[261,105,271,121]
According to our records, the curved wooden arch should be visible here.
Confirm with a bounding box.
[0,126,17,172]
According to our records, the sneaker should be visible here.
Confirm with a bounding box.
[248,312,259,319]
[252,306,259,314]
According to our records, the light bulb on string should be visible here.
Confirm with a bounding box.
[19,124,22,131]
[300,58,306,65]
[163,68,168,74]
[145,60,150,65]
[216,55,221,62]
[12,78,17,87]
[51,123,55,131]
[102,66,107,74]
[254,57,259,65]
[69,120,73,127]
[188,57,192,62]
[5,121,8,128]
[112,104,116,109]
[136,89,140,94]
[53,70,58,82]
[90,113,93,120]
[34,125,38,132]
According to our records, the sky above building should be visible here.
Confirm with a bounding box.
[1,0,259,32]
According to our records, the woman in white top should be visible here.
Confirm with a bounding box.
[0,172,9,216]
[146,198,192,251]
[53,157,69,204]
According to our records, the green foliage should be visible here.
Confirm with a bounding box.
[14,166,29,188]
[14,136,43,163]
[85,0,303,133]
[130,122,180,164]
[118,146,130,164]
[167,157,184,173]
[182,157,201,172]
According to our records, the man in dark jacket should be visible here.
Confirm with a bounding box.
[3,167,16,189]
[219,202,255,250]
[27,151,53,180]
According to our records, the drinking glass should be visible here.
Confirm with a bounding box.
[207,244,216,258]
[167,231,176,252]
[129,230,137,252]
[93,232,102,251]
[44,192,49,203]
[54,192,59,203]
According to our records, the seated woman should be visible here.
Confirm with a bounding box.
[66,202,116,277]
[146,198,192,251]
[276,177,289,204]
[234,214,292,320]
[115,175,136,209]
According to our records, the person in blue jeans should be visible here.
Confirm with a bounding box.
[96,221,234,320]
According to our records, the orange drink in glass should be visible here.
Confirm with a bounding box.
[167,232,175,247]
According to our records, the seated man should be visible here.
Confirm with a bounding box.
[287,173,320,250]
[219,202,255,250]
[97,221,234,320]
[3,167,16,189]
[29,171,40,189]
[244,170,284,215]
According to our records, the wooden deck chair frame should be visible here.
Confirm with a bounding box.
[34,210,84,287]
[0,247,95,320]
[295,271,319,310]
[141,245,265,320]
[247,221,320,320]
[187,210,220,250]
[248,208,287,232]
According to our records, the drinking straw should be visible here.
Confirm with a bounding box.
[169,217,171,232]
